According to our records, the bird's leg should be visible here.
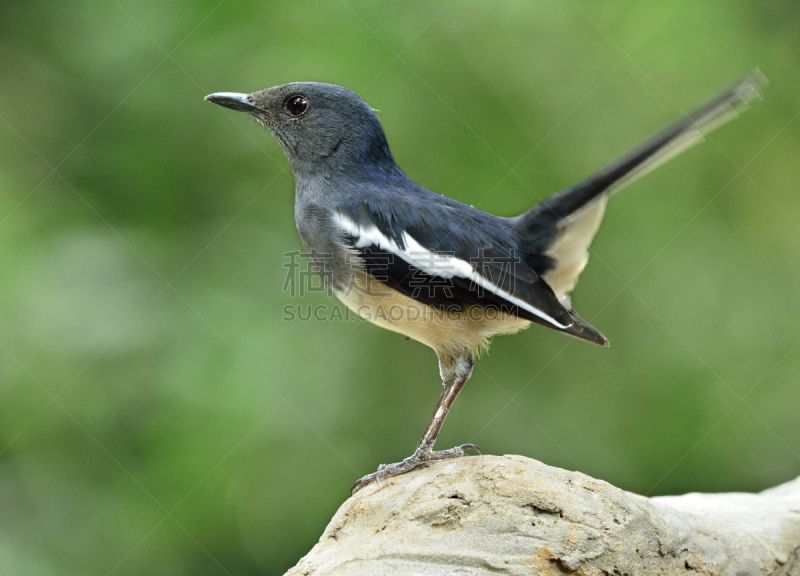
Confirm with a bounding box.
[414,353,478,460]
[351,353,480,495]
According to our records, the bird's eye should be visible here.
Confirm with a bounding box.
[285,96,308,116]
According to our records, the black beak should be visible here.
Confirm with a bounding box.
[204,92,263,113]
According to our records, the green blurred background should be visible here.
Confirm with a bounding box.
[2,0,799,573]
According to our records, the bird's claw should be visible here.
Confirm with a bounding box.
[351,443,481,495]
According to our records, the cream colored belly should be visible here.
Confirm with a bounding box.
[333,270,529,359]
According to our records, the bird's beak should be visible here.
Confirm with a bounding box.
[204,92,263,113]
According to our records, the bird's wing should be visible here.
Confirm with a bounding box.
[332,201,607,345]
[517,70,766,305]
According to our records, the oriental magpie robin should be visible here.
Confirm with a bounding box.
[205,71,765,494]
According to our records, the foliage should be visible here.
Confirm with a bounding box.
[1,1,799,574]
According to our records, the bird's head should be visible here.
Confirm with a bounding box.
[205,82,400,180]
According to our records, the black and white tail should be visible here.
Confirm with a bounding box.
[516,70,766,340]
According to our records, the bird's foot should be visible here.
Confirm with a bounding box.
[351,443,480,495]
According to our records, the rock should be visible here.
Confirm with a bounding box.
[284,455,800,575]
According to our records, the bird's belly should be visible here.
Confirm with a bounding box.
[333,269,530,358]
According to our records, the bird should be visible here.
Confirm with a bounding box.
[205,71,765,494]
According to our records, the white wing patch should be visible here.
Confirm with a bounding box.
[333,213,571,329]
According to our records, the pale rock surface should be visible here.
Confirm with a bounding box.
[285,455,800,575]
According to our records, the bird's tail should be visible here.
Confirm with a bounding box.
[511,70,765,346]
[516,69,766,249]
